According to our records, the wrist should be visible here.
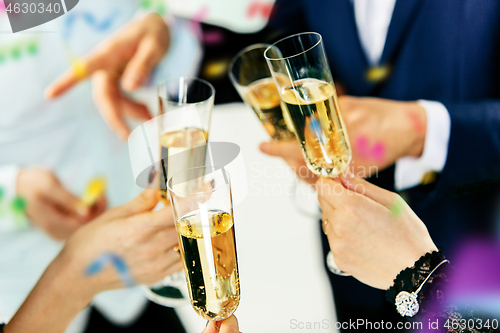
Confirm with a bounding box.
[386,250,449,317]
[46,250,96,308]
[406,102,427,158]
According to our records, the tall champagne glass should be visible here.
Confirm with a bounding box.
[167,166,240,321]
[144,77,215,306]
[265,32,352,178]
[228,43,295,141]
[265,32,352,275]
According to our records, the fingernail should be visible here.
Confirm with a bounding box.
[259,142,269,153]
[119,130,129,141]
[123,75,142,91]
[343,169,354,179]
[75,202,90,216]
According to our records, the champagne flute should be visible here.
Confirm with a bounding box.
[143,77,215,306]
[228,43,295,141]
[229,44,319,218]
[167,166,240,321]
[265,32,352,275]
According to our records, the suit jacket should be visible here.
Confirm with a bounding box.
[269,0,500,325]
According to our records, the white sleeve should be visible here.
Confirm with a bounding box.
[0,165,22,233]
[394,100,451,191]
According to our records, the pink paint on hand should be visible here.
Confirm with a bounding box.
[355,135,385,162]
[407,110,425,134]
[372,142,385,163]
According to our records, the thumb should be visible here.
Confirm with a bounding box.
[259,140,301,158]
[121,36,166,92]
[104,189,159,221]
[202,316,239,333]
[340,173,398,209]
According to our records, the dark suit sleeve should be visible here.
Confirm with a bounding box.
[431,100,500,199]
[266,0,307,37]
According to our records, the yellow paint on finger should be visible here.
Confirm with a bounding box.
[81,177,107,207]
[71,57,87,80]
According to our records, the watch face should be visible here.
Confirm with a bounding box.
[395,291,419,317]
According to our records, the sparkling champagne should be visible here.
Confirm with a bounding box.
[158,128,208,204]
[245,77,295,141]
[176,209,240,321]
[281,79,351,177]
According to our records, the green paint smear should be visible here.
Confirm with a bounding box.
[390,199,405,217]
[156,3,166,15]
[11,196,27,213]
[140,0,152,9]
[26,41,38,55]
[11,47,22,59]
[0,186,4,201]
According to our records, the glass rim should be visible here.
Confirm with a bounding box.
[166,166,231,197]
[228,43,272,82]
[157,76,215,106]
[264,32,323,61]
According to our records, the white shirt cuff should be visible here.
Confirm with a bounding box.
[394,100,451,191]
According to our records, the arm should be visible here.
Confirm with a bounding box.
[3,190,181,333]
[45,13,170,140]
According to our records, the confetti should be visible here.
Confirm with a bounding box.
[86,252,135,287]
[189,6,209,39]
[389,197,405,217]
[247,1,273,19]
[366,64,391,83]
[63,10,119,40]
[140,0,167,15]
[0,39,40,66]
[203,30,225,45]
[80,177,106,207]
[420,171,437,185]
[202,59,229,79]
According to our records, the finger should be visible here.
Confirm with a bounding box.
[219,315,240,333]
[34,201,82,240]
[102,189,158,221]
[140,206,175,230]
[259,140,302,158]
[87,195,108,221]
[340,174,397,209]
[120,96,151,121]
[92,71,131,140]
[43,179,84,216]
[121,36,166,92]
[316,177,346,209]
[45,46,115,99]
